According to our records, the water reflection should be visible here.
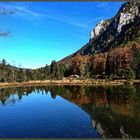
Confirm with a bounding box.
[0,85,140,138]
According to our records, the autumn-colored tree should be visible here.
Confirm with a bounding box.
[71,54,83,76]
[71,54,89,77]
[131,43,140,78]
[106,46,133,78]
[90,53,107,77]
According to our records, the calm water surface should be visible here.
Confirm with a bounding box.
[0,85,140,138]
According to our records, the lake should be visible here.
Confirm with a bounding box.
[0,85,140,138]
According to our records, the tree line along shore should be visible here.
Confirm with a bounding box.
[0,79,140,88]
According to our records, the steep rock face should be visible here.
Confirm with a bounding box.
[75,2,140,55]
[90,19,111,39]
[117,3,139,33]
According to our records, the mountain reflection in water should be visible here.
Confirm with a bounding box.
[0,85,140,138]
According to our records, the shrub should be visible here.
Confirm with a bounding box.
[124,68,136,80]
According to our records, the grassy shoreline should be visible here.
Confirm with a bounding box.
[0,79,140,88]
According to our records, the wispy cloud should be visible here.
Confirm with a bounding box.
[0,3,43,18]
[96,2,124,13]
[16,7,95,28]
[0,3,104,28]
[39,13,104,28]
[96,2,113,13]
[16,6,42,17]
[96,2,109,8]
[43,14,88,28]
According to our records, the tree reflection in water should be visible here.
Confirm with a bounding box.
[0,85,140,138]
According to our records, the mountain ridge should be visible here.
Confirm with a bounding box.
[59,1,140,64]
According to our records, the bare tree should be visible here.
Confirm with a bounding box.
[0,7,16,37]
[0,7,16,14]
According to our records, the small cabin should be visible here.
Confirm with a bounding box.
[68,75,80,79]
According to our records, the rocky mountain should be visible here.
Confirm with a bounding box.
[60,2,140,63]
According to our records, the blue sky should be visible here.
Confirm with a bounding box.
[0,2,123,69]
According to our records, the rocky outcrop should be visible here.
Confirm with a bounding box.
[88,2,140,53]
[90,19,111,39]
[71,2,140,56]
[117,2,139,33]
